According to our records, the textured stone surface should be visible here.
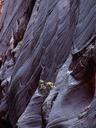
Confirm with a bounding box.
[0,0,96,128]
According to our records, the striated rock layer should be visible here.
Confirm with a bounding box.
[0,0,96,128]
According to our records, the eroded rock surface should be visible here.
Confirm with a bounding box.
[0,0,96,128]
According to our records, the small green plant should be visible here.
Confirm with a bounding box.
[39,80,46,89]
[46,81,55,89]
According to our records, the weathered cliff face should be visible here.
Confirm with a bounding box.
[0,0,36,55]
[0,0,4,14]
[0,0,96,128]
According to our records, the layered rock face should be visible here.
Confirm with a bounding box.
[0,0,4,14]
[0,0,96,128]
